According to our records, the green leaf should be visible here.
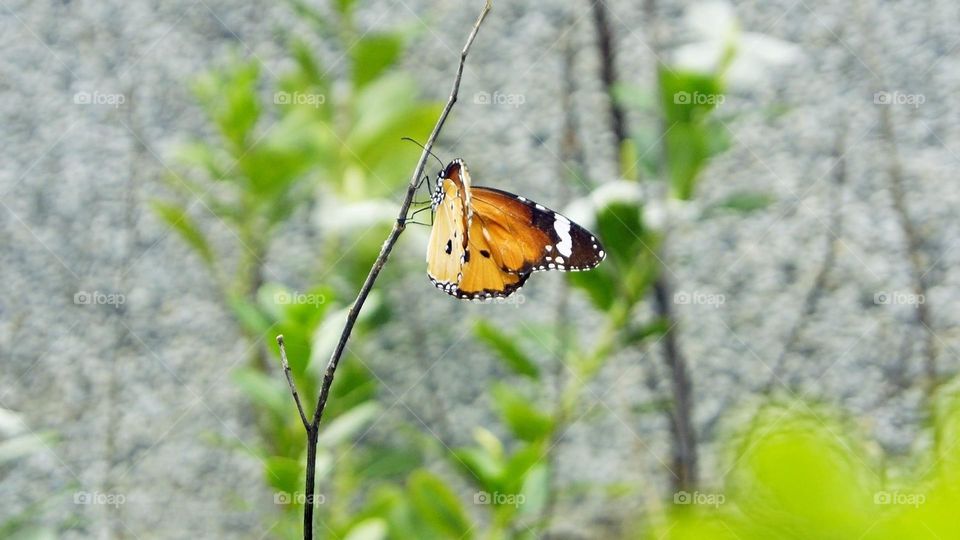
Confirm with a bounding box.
[333,0,357,15]
[231,367,288,419]
[351,33,404,89]
[664,123,709,200]
[705,192,774,216]
[657,67,726,200]
[348,73,421,153]
[518,463,549,517]
[659,67,724,124]
[451,447,503,493]
[309,306,350,377]
[264,455,303,494]
[288,38,328,91]
[175,141,228,181]
[357,446,423,480]
[343,519,388,540]
[595,202,647,269]
[193,60,261,150]
[619,139,639,181]
[503,444,546,495]
[492,385,553,443]
[408,470,473,539]
[317,401,381,447]
[567,264,619,311]
[284,0,335,35]
[4,526,57,540]
[474,320,539,378]
[624,317,671,345]
[150,201,215,267]
[317,358,379,420]
[728,407,876,537]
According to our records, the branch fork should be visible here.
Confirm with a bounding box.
[274,3,492,538]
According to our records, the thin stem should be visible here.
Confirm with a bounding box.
[761,124,847,396]
[591,0,698,490]
[277,335,310,431]
[854,0,937,394]
[276,3,493,538]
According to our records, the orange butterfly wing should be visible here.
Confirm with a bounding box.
[426,160,604,300]
[457,213,529,298]
[471,186,605,273]
[426,174,468,292]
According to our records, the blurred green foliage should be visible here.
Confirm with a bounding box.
[150,1,960,540]
[635,385,960,539]
[154,0,445,537]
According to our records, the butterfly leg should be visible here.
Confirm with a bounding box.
[402,204,433,227]
[411,172,437,205]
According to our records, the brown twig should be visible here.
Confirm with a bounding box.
[590,0,628,146]
[853,0,937,394]
[274,3,492,538]
[762,123,848,395]
[591,0,699,491]
[277,336,310,431]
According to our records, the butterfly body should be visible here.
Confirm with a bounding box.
[426,159,604,300]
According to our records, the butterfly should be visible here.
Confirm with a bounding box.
[425,159,605,300]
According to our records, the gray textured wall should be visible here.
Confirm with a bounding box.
[2,0,958,537]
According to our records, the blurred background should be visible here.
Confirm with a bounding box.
[3,0,960,538]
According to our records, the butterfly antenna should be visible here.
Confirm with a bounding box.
[402,137,445,172]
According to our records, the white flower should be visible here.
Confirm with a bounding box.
[672,0,803,88]
[563,180,644,229]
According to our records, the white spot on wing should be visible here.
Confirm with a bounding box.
[554,214,573,257]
